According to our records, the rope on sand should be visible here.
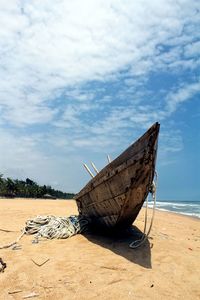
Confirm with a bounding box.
[0,229,25,249]
[0,215,90,249]
[24,215,89,240]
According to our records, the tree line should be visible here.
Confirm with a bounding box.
[0,175,75,199]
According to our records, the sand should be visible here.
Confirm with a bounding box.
[0,198,200,300]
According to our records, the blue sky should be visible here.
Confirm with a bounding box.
[0,0,199,200]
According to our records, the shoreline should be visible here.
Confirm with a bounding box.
[154,208,200,220]
[0,197,199,220]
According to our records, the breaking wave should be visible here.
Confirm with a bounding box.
[144,200,200,219]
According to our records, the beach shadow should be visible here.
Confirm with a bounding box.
[82,225,152,269]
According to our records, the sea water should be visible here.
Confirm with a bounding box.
[147,199,200,219]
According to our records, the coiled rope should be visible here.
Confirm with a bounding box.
[24,215,89,241]
[129,171,158,249]
[0,215,89,249]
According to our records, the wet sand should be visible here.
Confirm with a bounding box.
[0,198,200,299]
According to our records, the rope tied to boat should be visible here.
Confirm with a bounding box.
[129,171,158,249]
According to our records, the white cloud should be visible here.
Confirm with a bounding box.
[0,128,43,174]
[0,0,199,125]
[159,131,183,153]
[0,127,86,191]
[166,80,200,114]
[184,41,200,57]
[0,0,199,191]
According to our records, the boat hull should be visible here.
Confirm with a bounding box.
[74,122,160,229]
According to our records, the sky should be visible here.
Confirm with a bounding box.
[0,0,199,200]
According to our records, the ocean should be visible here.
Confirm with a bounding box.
[147,199,200,219]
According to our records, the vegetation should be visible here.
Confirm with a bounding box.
[0,174,75,199]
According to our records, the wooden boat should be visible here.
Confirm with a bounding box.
[74,122,160,230]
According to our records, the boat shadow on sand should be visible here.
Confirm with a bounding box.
[82,225,152,269]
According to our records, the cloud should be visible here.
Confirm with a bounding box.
[160,131,183,153]
[184,41,200,58]
[0,128,43,175]
[166,80,200,114]
[0,0,199,125]
[0,0,199,191]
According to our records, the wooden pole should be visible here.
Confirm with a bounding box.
[91,162,99,174]
[107,154,111,163]
[83,163,94,178]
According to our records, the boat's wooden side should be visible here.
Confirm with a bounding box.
[75,122,160,229]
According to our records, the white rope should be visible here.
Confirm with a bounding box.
[24,215,89,240]
[0,215,89,249]
[129,171,158,249]
[0,229,25,249]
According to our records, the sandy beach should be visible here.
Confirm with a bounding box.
[0,198,199,299]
